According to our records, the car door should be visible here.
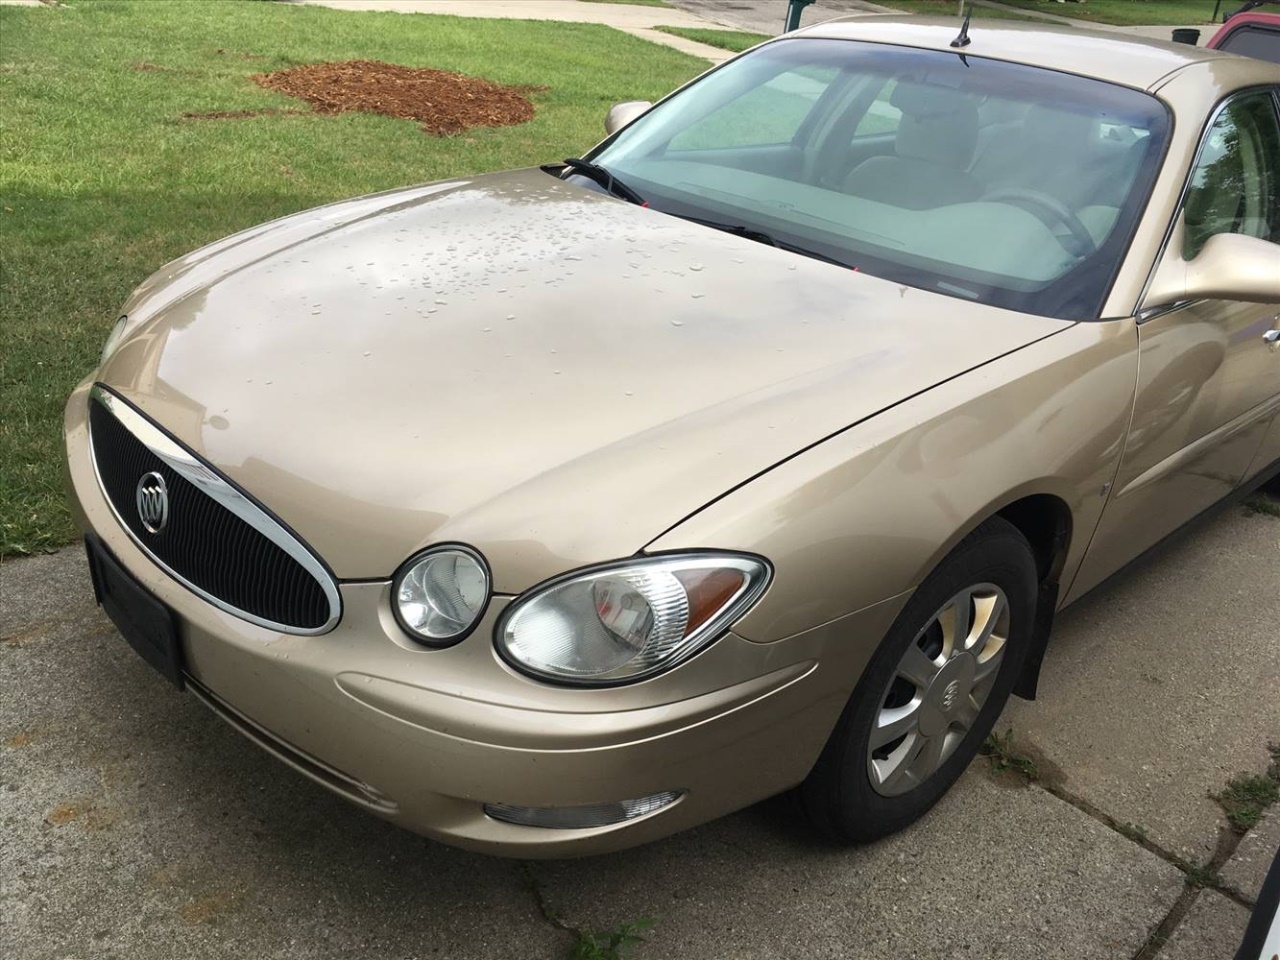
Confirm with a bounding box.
[1249,410,1280,481]
[1067,87,1280,602]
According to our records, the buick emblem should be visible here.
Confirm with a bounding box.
[136,471,169,534]
[940,679,960,713]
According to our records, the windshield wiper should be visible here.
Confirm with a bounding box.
[678,215,855,270]
[557,158,647,206]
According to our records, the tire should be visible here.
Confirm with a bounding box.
[796,516,1038,843]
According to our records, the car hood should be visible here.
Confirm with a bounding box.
[99,168,1071,587]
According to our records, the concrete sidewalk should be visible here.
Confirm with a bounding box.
[674,0,1209,43]
[973,0,1209,42]
[291,0,746,63]
[3,503,1277,959]
[674,0,896,36]
[289,0,1212,64]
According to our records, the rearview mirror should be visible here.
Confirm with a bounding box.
[1143,226,1280,311]
[605,101,652,136]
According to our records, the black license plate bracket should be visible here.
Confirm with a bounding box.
[85,535,185,690]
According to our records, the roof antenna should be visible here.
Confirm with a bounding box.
[950,2,973,48]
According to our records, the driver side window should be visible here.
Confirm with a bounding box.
[1182,90,1280,260]
[668,65,839,151]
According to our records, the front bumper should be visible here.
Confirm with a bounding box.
[64,381,906,856]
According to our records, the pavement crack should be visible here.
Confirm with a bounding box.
[1129,823,1251,960]
[1039,781,1255,907]
[1130,886,1202,960]
[520,862,577,936]
[1034,785,1250,959]
[519,863,657,959]
[978,731,1256,907]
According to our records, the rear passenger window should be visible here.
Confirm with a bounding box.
[1182,91,1280,259]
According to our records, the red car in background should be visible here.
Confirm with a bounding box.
[1207,0,1280,62]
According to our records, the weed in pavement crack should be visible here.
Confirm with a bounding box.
[1213,744,1280,834]
[1128,748,1280,957]
[521,863,655,960]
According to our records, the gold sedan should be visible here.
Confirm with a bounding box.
[65,18,1280,856]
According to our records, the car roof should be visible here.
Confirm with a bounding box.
[791,16,1252,91]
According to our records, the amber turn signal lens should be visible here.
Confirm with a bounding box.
[676,568,747,634]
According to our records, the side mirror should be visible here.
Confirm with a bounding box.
[605,101,652,136]
[1144,223,1280,311]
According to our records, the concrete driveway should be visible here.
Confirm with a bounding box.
[3,500,1277,959]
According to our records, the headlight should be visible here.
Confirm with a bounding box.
[496,553,771,685]
[393,545,491,645]
[100,315,128,364]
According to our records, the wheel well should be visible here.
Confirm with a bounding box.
[995,494,1072,702]
[996,494,1072,584]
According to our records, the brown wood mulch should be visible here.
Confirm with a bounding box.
[250,59,538,136]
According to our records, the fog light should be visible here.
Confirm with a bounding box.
[484,791,682,829]
[392,545,490,645]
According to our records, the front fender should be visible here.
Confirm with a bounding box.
[645,319,1139,642]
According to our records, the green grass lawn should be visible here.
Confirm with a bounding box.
[0,0,706,557]
[879,1,1220,25]
[653,25,771,52]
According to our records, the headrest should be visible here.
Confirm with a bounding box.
[1023,105,1099,146]
[979,97,1030,127]
[892,86,979,170]
[890,81,974,118]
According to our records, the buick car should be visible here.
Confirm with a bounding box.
[64,18,1280,856]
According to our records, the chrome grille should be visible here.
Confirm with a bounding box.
[88,386,340,633]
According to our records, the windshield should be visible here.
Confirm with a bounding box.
[589,39,1171,319]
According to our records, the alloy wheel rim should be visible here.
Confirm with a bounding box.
[866,582,1010,797]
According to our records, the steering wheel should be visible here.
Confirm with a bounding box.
[981,186,1097,257]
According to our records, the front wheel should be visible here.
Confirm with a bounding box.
[797,516,1039,843]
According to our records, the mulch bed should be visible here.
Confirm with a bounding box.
[250,59,538,136]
